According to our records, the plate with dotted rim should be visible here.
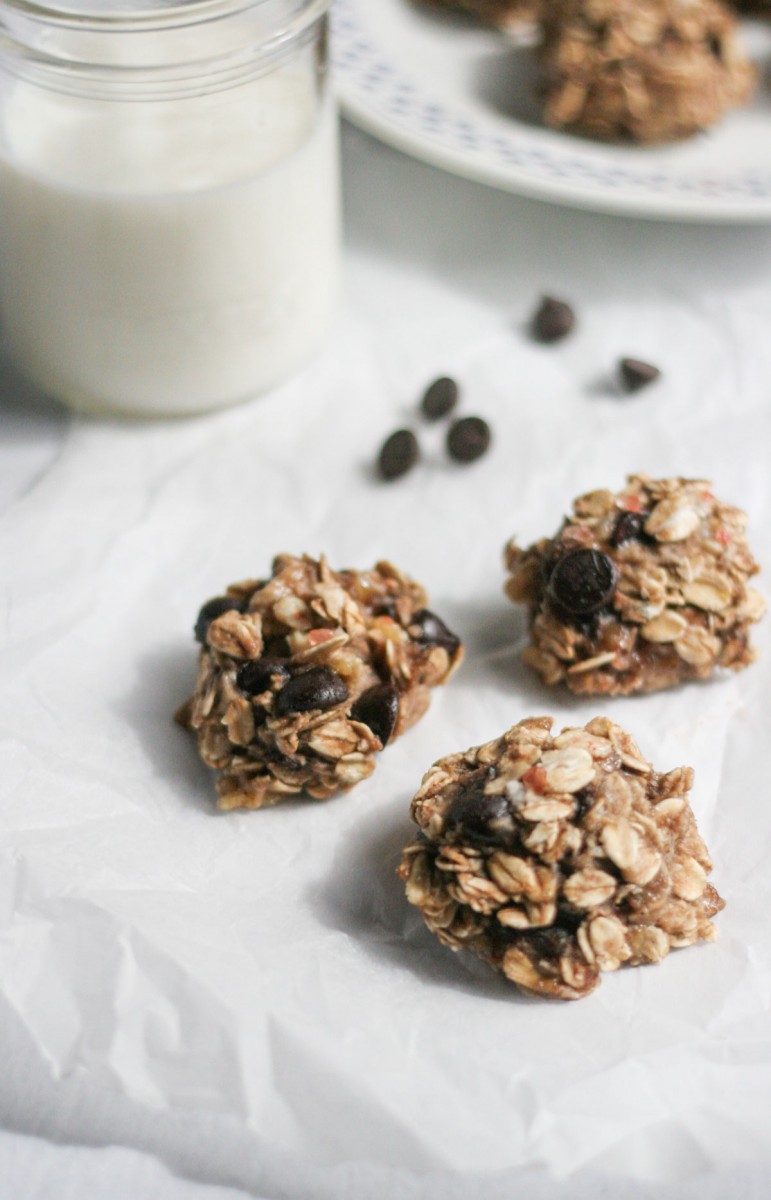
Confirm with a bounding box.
[332,0,771,222]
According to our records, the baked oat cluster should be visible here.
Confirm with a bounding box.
[505,474,765,696]
[398,717,724,999]
[413,0,758,143]
[178,554,463,810]
[539,0,755,143]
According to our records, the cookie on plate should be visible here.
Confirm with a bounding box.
[539,0,755,143]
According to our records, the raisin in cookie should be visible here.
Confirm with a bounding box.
[177,554,463,809]
[399,717,724,1000]
[505,474,764,696]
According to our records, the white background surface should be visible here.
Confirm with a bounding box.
[2,119,771,1199]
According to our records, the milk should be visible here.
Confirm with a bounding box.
[0,71,340,416]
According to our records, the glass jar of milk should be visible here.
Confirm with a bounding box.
[0,0,339,416]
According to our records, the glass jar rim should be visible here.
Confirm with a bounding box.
[0,0,325,32]
[0,0,330,97]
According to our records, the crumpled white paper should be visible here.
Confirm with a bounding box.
[2,123,771,1194]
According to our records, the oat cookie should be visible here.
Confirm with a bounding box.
[177,554,463,810]
[505,474,764,696]
[539,0,755,143]
[399,717,724,999]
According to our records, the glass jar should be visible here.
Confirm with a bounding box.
[0,0,340,417]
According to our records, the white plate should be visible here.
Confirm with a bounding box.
[332,0,771,222]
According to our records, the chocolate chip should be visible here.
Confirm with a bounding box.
[609,510,649,548]
[445,781,516,846]
[532,296,575,343]
[619,358,661,392]
[237,657,290,696]
[573,787,595,820]
[529,927,573,960]
[264,746,303,772]
[446,416,491,464]
[350,682,400,747]
[421,376,459,421]
[377,429,419,481]
[373,597,399,620]
[547,548,617,615]
[194,596,245,644]
[411,609,461,657]
[251,707,268,730]
[275,665,349,715]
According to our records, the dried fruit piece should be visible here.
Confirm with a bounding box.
[399,716,724,1000]
[178,554,463,809]
[504,474,764,695]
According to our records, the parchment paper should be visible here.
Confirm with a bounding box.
[2,125,771,1195]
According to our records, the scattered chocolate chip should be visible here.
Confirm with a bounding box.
[420,376,459,422]
[411,609,461,657]
[350,683,400,747]
[377,429,419,481]
[194,596,245,644]
[445,780,516,846]
[275,665,349,715]
[547,548,617,615]
[237,657,290,696]
[619,358,661,393]
[446,416,491,464]
[609,510,650,547]
[532,296,575,343]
